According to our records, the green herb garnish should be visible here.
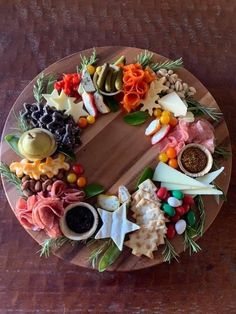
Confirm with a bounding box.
[84,183,105,199]
[213,146,231,159]
[77,48,98,72]
[186,98,223,122]
[150,57,183,72]
[104,97,120,112]
[0,162,22,192]
[33,73,57,103]
[38,236,75,258]
[123,111,149,126]
[184,226,201,255]
[195,196,205,237]
[136,50,154,68]
[98,241,121,272]
[13,109,31,132]
[162,239,179,263]
[135,167,154,189]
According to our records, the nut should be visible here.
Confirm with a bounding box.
[158,68,168,76]
[21,175,30,183]
[189,86,196,93]
[165,81,171,88]
[42,179,52,191]
[23,189,34,197]
[175,81,183,92]
[21,180,30,190]
[29,180,36,192]
[182,83,189,92]
[168,70,174,75]
[35,181,42,192]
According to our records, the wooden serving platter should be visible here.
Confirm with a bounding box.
[0,47,232,271]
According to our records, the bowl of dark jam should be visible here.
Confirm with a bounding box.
[60,202,99,240]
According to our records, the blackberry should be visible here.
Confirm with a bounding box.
[20,103,81,151]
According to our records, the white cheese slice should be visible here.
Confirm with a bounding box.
[81,69,96,93]
[181,188,223,195]
[153,162,211,188]
[196,167,224,185]
[158,92,187,117]
[161,182,214,190]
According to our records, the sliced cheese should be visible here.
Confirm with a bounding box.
[81,69,96,93]
[153,162,211,188]
[181,188,223,195]
[158,92,187,117]
[196,167,224,185]
[161,182,214,190]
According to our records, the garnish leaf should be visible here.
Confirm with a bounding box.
[195,196,205,237]
[0,162,22,192]
[84,183,105,199]
[13,109,31,132]
[184,226,201,255]
[98,241,121,272]
[162,239,179,263]
[150,57,183,72]
[123,111,149,126]
[135,167,154,189]
[78,48,98,72]
[213,146,231,159]
[104,97,120,112]
[4,134,22,157]
[33,73,57,103]
[136,50,154,68]
[186,98,223,122]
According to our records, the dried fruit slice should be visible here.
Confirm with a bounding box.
[145,119,161,136]
[151,124,170,145]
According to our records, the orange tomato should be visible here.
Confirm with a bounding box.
[166,147,177,159]
[168,158,178,169]
[169,117,178,127]
[78,117,88,128]
[77,176,87,188]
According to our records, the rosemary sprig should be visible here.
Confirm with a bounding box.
[136,50,154,68]
[186,98,223,122]
[195,196,205,237]
[162,239,179,263]
[184,226,201,255]
[88,239,111,268]
[150,57,183,72]
[78,48,98,72]
[0,162,22,192]
[33,73,57,103]
[13,109,31,132]
[213,146,231,159]
[38,236,75,258]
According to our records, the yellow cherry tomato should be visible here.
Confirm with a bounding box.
[153,108,162,118]
[78,117,88,128]
[158,152,169,163]
[87,115,95,124]
[169,116,178,127]
[67,173,77,184]
[77,176,87,188]
[160,114,170,125]
[166,147,177,159]
[87,65,95,75]
[162,110,171,116]
[168,158,178,169]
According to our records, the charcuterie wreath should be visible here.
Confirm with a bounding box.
[0,47,232,272]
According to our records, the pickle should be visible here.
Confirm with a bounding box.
[97,63,109,90]
[93,71,99,90]
[96,66,102,75]
[115,68,123,90]
[104,69,113,92]
[110,70,118,92]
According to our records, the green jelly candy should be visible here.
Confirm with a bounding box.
[163,203,175,217]
[172,190,184,200]
[186,210,196,226]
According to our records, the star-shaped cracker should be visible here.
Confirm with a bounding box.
[65,99,88,122]
[140,78,169,115]
[95,203,140,251]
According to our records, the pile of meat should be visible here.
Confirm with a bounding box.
[15,180,85,238]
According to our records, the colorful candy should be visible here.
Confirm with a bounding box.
[175,219,187,235]
[167,196,182,208]
[163,203,175,217]
[167,224,176,239]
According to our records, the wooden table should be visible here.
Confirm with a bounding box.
[0,1,235,312]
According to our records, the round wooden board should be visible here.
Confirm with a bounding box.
[0,47,232,271]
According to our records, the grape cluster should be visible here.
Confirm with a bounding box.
[20,103,81,151]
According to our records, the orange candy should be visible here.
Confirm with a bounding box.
[77,176,87,188]
[168,158,178,169]
[78,117,88,128]
[166,147,177,159]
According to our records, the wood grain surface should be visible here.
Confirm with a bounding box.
[1,46,232,272]
[0,0,236,313]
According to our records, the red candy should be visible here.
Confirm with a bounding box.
[72,164,84,175]
[167,224,176,239]
[175,206,186,216]
[157,187,168,200]
[183,195,194,206]
[182,204,190,213]
[171,213,181,223]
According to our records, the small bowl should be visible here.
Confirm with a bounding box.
[60,202,99,240]
[177,143,213,177]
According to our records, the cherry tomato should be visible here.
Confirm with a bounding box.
[158,152,168,163]
[167,223,176,239]
[87,65,96,75]
[72,164,84,175]
[168,158,178,168]
[160,114,170,125]
[78,117,88,128]
[87,115,96,124]
[153,108,162,118]
[162,110,171,116]
[169,117,178,127]
[77,176,87,188]
[67,173,77,184]
[166,147,177,159]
